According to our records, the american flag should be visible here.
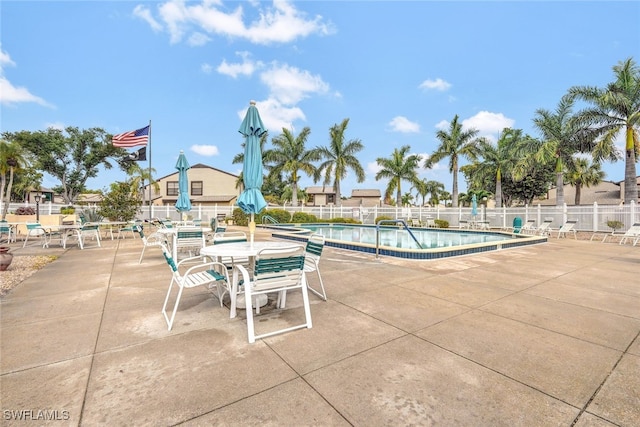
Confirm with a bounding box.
[112,125,149,148]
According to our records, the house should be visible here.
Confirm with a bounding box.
[142,163,240,207]
[342,189,383,208]
[536,177,640,205]
[305,186,337,206]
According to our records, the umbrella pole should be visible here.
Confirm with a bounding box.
[249,213,255,248]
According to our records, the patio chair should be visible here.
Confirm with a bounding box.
[304,234,327,301]
[459,219,470,229]
[0,220,16,243]
[211,231,249,271]
[174,226,205,260]
[521,219,536,234]
[135,225,168,263]
[536,219,553,236]
[618,223,640,246]
[79,223,101,249]
[22,223,57,248]
[161,244,230,331]
[118,220,142,239]
[556,220,578,239]
[234,245,312,343]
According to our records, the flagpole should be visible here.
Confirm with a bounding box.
[148,119,152,221]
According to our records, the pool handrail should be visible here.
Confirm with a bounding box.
[376,219,423,257]
[261,215,279,224]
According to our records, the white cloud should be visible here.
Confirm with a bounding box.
[0,46,16,69]
[217,52,262,78]
[237,98,306,134]
[191,144,220,156]
[367,161,382,175]
[435,119,450,130]
[0,46,53,107]
[419,78,451,91]
[388,116,420,133]
[133,5,163,32]
[45,122,65,131]
[142,0,334,46]
[187,32,211,46]
[260,62,329,105]
[462,111,515,138]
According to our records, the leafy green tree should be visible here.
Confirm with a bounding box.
[264,127,319,207]
[471,128,530,208]
[565,157,605,205]
[531,95,599,206]
[0,140,30,219]
[568,57,640,204]
[425,115,482,207]
[375,145,422,206]
[5,126,130,204]
[501,164,555,206]
[126,163,159,205]
[314,118,366,205]
[97,181,141,221]
[401,192,414,206]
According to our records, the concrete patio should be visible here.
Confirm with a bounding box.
[1,227,639,426]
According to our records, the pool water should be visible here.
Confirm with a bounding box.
[301,224,507,249]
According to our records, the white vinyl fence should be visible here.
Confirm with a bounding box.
[3,200,638,233]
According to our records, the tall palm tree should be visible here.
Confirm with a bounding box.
[315,118,365,206]
[565,157,605,205]
[425,115,481,207]
[0,140,29,220]
[375,145,422,206]
[473,128,528,208]
[531,95,596,206]
[126,163,159,202]
[568,57,640,204]
[411,178,444,207]
[263,127,319,207]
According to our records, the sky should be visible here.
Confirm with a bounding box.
[1,0,639,203]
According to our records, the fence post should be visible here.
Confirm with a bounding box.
[593,202,598,232]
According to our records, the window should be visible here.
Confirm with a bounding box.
[191,181,203,196]
[167,181,179,196]
[327,194,335,204]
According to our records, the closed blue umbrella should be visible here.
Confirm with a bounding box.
[471,194,478,218]
[175,150,192,215]
[237,101,267,245]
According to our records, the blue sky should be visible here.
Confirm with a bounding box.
[2,0,638,202]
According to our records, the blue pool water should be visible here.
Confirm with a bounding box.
[299,224,507,249]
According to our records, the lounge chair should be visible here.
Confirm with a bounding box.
[521,219,536,234]
[618,223,640,246]
[536,219,553,236]
[556,220,578,239]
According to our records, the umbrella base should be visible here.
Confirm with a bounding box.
[235,294,268,309]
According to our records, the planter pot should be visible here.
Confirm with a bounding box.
[0,246,13,271]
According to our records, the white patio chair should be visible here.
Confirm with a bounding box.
[78,223,101,249]
[556,220,578,239]
[521,219,536,234]
[135,225,168,263]
[618,223,640,246]
[234,245,312,343]
[0,220,16,243]
[536,219,553,236]
[22,223,59,248]
[304,234,327,301]
[161,244,230,331]
[174,226,205,260]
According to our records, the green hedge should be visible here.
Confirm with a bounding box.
[291,212,318,223]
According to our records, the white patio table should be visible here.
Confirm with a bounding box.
[200,241,304,318]
[156,227,211,260]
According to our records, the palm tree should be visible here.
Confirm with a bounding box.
[126,163,159,202]
[375,145,422,206]
[531,95,596,206]
[473,128,529,208]
[568,57,640,204]
[1,140,29,220]
[425,115,481,207]
[263,127,319,207]
[411,178,444,206]
[315,118,365,206]
[565,157,605,205]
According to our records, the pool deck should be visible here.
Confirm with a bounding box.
[1,227,639,426]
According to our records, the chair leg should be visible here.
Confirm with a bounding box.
[162,277,184,331]
[306,266,327,301]
[139,245,146,264]
[245,287,257,343]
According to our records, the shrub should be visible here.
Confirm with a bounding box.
[14,206,36,215]
[60,206,75,215]
[327,217,361,224]
[374,215,393,224]
[434,219,449,228]
[291,212,318,223]
[231,208,248,226]
[81,208,103,223]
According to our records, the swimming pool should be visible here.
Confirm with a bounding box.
[266,223,546,260]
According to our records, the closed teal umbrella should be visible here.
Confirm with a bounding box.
[237,101,267,245]
[175,150,192,215]
[471,194,478,218]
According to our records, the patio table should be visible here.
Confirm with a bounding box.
[200,241,303,318]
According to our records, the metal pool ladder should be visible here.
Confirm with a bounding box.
[376,219,423,258]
